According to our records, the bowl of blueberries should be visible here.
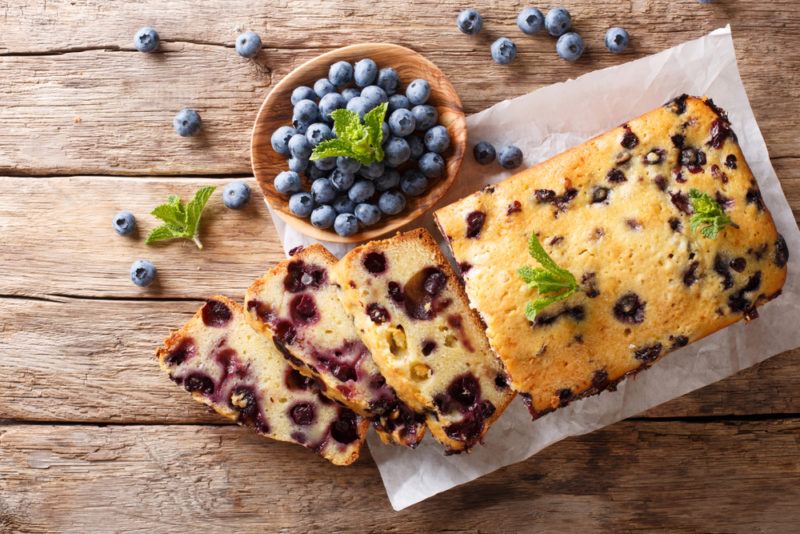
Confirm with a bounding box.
[251,43,467,242]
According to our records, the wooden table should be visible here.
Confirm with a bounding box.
[1,1,798,531]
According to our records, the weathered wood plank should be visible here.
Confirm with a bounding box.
[0,0,798,175]
[1,297,798,424]
[1,420,798,532]
[0,177,283,299]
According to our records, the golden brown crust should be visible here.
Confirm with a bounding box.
[435,95,788,417]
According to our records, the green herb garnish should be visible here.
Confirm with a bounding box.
[688,188,736,239]
[146,186,216,249]
[518,232,578,321]
[310,102,388,165]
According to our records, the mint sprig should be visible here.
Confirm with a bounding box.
[146,186,216,249]
[518,232,578,321]
[310,102,387,165]
[688,188,736,239]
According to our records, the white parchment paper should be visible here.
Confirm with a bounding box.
[268,27,800,510]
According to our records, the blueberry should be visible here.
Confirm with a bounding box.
[288,192,314,218]
[342,87,360,102]
[381,122,390,143]
[235,31,262,58]
[333,195,356,214]
[291,86,317,106]
[377,67,400,96]
[498,145,523,169]
[130,259,157,287]
[134,27,159,53]
[224,180,252,208]
[388,94,411,113]
[400,170,429,196]
[456,9,483,35]
[311,178,337,204]
[306,165,327,181]
[605,27,630,54]
[517,8,545,35]
[314,157,336,171]
[407,135,425,160]
[173,108,202,137]
[385,137,411,167]
[293,119,312,135]
[313,78,336,99]
[545,7,572,37]
[349,180,376,203]
[288,157,308,173]
[354,58,378,87]
[346,96,372,119]
[310,205,337,229]
[330,169,355,191]
[375,168,401,191]
[359,161,385,179]
[361,85,388,108]
[418,152,445,179]
[406,79,431,106]
[491,37,517,65]
[271,126,297,155]
[378,190,406,215]
[334,213,359,236]
[306,122,333,147]
[473,141,496,164]
[557,32,584,62]
[337,157,361,174]
[411,105,438,131]
[328,61,354,87]
[355,203,381,226]
[113,211,136,236]
[424,125,450,153]
[288,134,312,160]
[293,99,319,126]
[319,92,346,122]
[389,109,416,140]
[273,171,302,196]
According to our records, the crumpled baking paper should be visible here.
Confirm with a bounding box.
[267,26,800,510]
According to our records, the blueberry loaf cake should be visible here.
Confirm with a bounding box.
[244,245,426,447]
[155,296,369,465]
[435,95,788,419]
[334,229,516,453]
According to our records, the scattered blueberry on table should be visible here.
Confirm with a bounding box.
[517,8,545,35]
[605,27,630,53]
[223,181,251,209]
[270,57,453,237]
[491,37,517,65]
[235,31,262,58]
[556,32,585,62]
[113,211,136,236]
[173,108,202,137]
[498,145,523,169]
[130,259,157,287]
[545,7,572,37]
[456,8,483,35]
[134,27,159,53]
[473,141,496,165]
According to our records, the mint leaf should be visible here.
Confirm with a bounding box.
[146,186,216,249]
[518,233,578,321]
[310,106,386,164]
[688,188,734,240]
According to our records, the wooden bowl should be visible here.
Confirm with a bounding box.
[251,43,466,243]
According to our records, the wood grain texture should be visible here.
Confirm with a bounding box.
[1,296,798,424]
[1,1,798,176]
[1,420,799,532]
[252,43,466,243]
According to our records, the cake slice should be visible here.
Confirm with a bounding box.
[435,95,788,419]
[244,245,426,447]
[155,295,368,465]
[334,229,516,453]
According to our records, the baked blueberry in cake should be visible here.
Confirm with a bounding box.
[244,245,425,447]
[155,295,368,465]
[434,95,788,419]
[334,229,515,453]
